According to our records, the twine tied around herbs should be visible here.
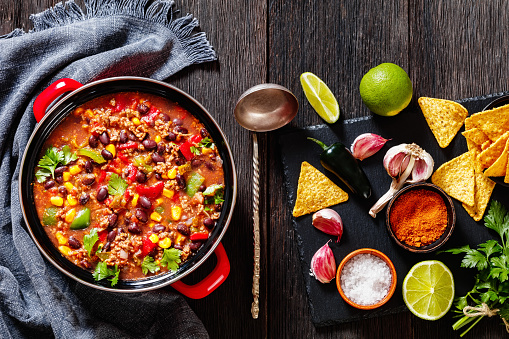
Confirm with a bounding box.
[463,303,509,333]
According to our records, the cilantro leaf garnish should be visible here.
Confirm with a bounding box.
[197,137,212,148]
[35,145,77,183]
[445,200,509,336]
[189,146,201,155]
[141,256,160,275]
[92,262,120,286]
[83,228,99,256]
[107,173,127,196]
[160,248,182,272]
[203,184,224,196]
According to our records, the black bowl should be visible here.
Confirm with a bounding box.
[386,183,456,253]
[20,77,237,292]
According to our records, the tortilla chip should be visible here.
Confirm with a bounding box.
[418,97,467,148]
[462,128,490,147]
[468,103,509,141]
[478,131,509,169]
[462,148,496,221]
[432,150,475,206]
[481,140,492,150]
[292,162,348,217]
[484,138,509,177]
[506,158,509,184]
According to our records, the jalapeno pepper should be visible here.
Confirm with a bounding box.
[309,137,372,199]
[77,148,106,164]
[70,207,91,230]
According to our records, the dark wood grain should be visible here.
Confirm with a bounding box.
[1,0,509,338]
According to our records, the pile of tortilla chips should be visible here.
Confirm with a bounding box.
[430,103,509,221]
[292,162,348,217]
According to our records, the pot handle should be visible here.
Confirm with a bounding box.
[171,242,230,299]
[33,78,83,123]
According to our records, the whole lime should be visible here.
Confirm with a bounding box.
[359,63,413,116]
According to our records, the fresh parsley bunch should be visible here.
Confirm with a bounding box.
[444,200,509,336]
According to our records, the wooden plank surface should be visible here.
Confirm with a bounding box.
[2,0,509,338]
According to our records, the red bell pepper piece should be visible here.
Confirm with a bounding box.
[124,188,131,202]
[117,152,129,163]
[190,232,209,241]
[112,95,129,113]
[135,182,164,199]
[126,163,137,183]
[141,107,160,125]
[141,235,157,257]
[98,170,107,184]
[179,135,203,161]
[189,135,202,144]
[117,141,138,150]
[98,230,107,243]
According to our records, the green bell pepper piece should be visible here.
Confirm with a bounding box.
[186,172,205,197]
[77,149,106,164]
[70,208,91,230]
[42,207,59,226]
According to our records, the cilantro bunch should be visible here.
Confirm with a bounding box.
[35,145,77,182]
[444,200,509,336]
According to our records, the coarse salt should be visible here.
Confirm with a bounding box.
[340,253,392,306]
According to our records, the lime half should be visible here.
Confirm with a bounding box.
[300,72,340,123]
[402,260,454,321]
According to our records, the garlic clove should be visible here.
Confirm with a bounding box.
[383,144,409,177]
[312,208,343,242]
[407,152,434,183]
[310,241,336,283]
[351,133,390,161]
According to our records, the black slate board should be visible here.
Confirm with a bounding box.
[279,92,509,327]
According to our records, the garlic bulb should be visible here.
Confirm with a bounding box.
[312,209,343,242]
[369,143,434,218]
[351,133,389,161]
[310,241,337,283]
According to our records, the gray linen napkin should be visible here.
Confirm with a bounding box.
[0,0,217,338]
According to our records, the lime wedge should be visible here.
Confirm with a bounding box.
[300,72,340,123]
[402,260,454,321]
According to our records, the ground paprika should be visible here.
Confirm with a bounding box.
[389,188,448,247]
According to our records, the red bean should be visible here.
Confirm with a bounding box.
[128,222,142,234]
[175,126,188,134]
[89,135,99,148]
[119,130,128,144]
[99,131,110,145]
[80,260,92,269]
[96,187,108,201]
[137,103,150,115]
[54,166,67,176]
[175,174,186,189]
[189,241,203,252]
[127,131,137,141]
[203,218,215,229]
[101,149,113,160]
[138,196,151,209]
[198,184,206,192]
[44,180,56,190]
[191,159,202,167]
[177,223,190,236]
[107,230,117,242]
[79,193,90,205]
[160,113,171,122]
[166,132,176,141]
[108,214,118,228]
[142,139,157,150]
[81,174,95,186]
[84,160,93,173]
[55,176,64,184]
[157,143,165,155]
[151,153,164,163]
[200,128,209,138]
[103,242,111,252]
[136,171,147,183]
[135,209,148,223]
[152,224,166,233]
[68,236,81,249]
[173,118,183,126]
[58,186,67,196]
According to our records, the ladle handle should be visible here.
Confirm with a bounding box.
[251,133,260,319]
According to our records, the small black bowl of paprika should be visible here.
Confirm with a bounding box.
[385,183,456,253]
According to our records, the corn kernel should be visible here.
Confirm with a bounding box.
[175,233,183,244]
[85,109,94,117]
[150,211,163,222]
[50,196,64,206]
[69,165,81,175]
[155,135,162,143]
[155,198,164,205]
[178,163,191,174]
[132,117,141,125]
[58,246,72,256]
[167,168,177,179]
[171,206,182,221]
[149,222,155,228]
[56,231,67,245]
[63,172,71,181]
[131,194,139,207]
[158,238,172,249]
[105,144,116,157]
[161,173,168,179]
[74,107,84,115]
[64,182,74,191]
[149,233,159,243]
[202,147,213,155]
[67,195,78,206]
[65,208,76,223]
[155,260,160,265]
[163,188,174,199]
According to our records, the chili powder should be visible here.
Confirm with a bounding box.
[389,189,448,247]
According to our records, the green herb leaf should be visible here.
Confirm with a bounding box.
[62,145,77,164]
[491,255,509,282]
[197,137,212,148]
[141,256,160,275]
[478,240,502,259]
[36,168,52,183]
[36,146,77,183]
[461,248,489,271]
[160,248,182,272]
[484,200,509,244]
[83,228,99,256]
[107,173,127,196]
[203,184,224,196]
[93,262,120,286]
[190,146,201,155]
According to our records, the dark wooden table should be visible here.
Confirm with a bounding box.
[2,1,508,338]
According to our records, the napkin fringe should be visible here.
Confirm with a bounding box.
[1,0,217,64]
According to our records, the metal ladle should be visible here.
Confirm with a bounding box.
[234,84,298,319]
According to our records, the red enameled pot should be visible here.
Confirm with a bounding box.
[19,77,237,298]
